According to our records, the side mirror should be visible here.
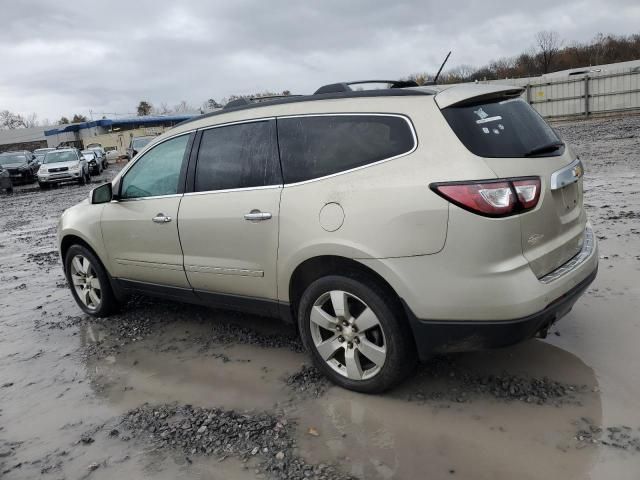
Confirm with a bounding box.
[90,182,113,204]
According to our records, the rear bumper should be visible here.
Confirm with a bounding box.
[404,265,597,361]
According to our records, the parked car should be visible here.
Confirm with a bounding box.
[86,145,108,170]
[38,148,90,188]
[33,147,56,168]
[0,166,13,193]
[81,150,102,175]
[105,146,120,162]
[57,81,598,393]
[126,135,155,160]
[0,151,38,183]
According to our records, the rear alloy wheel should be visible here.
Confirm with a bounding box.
[65,244,118,317]
[298,275,417,393]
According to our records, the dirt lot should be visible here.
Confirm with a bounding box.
[1,115,640,480]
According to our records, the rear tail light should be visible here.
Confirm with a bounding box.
[431,177,540,217]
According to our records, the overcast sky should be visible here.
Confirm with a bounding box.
[1,0,639,123]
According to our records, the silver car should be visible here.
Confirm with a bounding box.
[38,149,90,188]
[57,81,598,392]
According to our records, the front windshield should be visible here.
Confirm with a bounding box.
[0,154,27,165]
[82,151,96,159]
[132,137,153,149]
[44,151,78,164]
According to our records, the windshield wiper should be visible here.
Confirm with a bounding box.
[524,142,564,157]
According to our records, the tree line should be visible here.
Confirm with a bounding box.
[408,31,640,84]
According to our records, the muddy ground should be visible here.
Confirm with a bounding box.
[1,115,640,479]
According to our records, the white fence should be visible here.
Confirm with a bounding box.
[484,64,640,119]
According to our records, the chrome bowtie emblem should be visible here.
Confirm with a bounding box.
[572,164,583,179]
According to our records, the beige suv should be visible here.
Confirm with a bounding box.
[58,81,598,392]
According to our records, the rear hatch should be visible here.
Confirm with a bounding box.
[437,88,586,278]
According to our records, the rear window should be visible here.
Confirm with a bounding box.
[277,114,415,183]
[442,98,562,158]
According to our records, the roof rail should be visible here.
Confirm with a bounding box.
[223,94,303,110]
[224,98,251,109]
[314,80,419,95]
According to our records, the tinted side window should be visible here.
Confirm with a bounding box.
[121,135,189,199]
[194,121,280,192]
[278,115,415,183]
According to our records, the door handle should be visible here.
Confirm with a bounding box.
[244,210,272,221]
[152,213,172,223]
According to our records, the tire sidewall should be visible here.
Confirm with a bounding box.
[298,275,416,393]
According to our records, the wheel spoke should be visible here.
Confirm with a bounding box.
[83,288,91,307]
[345,347,363,380]
[357,338,386,367]
[89,277,101,290]
[310,306,337,331]
[330,291,350,319]
[88,289,100,307]
[354,307,379,332]
[80,257,89,274]
[71,274,84,286]
[72,256,84,274]
[316,335,342,361]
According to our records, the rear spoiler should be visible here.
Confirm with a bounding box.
[434,84,524,109]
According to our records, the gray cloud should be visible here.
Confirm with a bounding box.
[1,0,638,121]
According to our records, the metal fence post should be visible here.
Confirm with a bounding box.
[526,84,532,104]
[584,76,590,116]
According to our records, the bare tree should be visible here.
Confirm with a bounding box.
[536,30,562,73]
[0,110,26,129]
[23,113,39,128]
[173,100,194,113]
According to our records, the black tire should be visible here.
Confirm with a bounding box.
[38,182,49,189]
[64,244,118,317]
[6,187,13,194]
[297,275,417,393]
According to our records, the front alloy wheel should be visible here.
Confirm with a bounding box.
[310,290,387,381]
[70,254,102,311]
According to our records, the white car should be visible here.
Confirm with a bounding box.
[38,149,90,188]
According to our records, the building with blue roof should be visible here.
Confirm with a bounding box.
[43,114,198,153]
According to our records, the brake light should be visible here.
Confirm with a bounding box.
[431,178,540,217]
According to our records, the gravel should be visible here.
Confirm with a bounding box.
[285,365,329,398]
[574,417,640,452]
[120,403,355,480]
[406,357,587,406]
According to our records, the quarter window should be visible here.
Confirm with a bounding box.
[277,115,415,183]
[120,134,189,199]
[194,121,281,192]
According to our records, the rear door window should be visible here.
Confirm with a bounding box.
[194,120,281,192]
[442,98,562,158]
[277,114,415,183]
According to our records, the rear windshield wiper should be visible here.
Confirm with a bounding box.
[524,142,564,157]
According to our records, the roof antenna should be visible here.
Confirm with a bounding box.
[432,51,452,84]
